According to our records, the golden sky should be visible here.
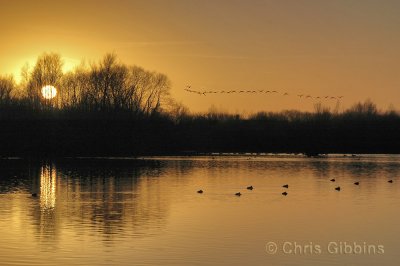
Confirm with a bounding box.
[1,0,400,113]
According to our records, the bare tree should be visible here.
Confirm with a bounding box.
[347,99,378,116]
[85,53,128,111]
[0,75,15,105]
[126,66,171,115]
[168,101,190,123]
[26,52,63,108]
[68,54,173,115]
[60,62,91,109]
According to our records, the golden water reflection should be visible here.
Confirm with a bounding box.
[27,159,172,246]
[0,156,400,265]
[40,165,57,210]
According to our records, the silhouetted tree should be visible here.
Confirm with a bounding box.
[84,53,124,111]
[61,53,172,115]
[314,102,331,115]
[0,75,15,106]
[347,99,378,116]
[168,102,190,123]
[127,66,171,115]
[26,52,63,108]
[61,68,84,109]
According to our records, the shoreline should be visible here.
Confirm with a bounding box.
[2,152,400,161]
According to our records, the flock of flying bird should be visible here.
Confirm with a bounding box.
[184,86,344,101]
[196,179,394,197]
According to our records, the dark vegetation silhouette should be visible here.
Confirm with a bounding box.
[1,52,400,157]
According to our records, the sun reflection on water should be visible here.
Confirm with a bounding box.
[40,165,57,210]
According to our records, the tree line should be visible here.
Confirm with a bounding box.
[0,52,173,117]
[0,53,399,156]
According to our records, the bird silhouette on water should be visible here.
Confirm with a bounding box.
[247,186,254,190]
[197,190,203,194]
[388,180,393,183]
[282,184,289,188]
[335,187,341,191]
[282,192,288,196]
[354,182,360,185]
[235,192,242,196]
[31,193,38,197]
[330,179,336,182]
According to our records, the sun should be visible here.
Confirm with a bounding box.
[41,85,57,99]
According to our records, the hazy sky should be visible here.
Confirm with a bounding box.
[1,0,400,113]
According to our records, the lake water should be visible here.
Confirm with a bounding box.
[0,155,399,266]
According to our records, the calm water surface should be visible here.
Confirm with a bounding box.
[0,155,399,265]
